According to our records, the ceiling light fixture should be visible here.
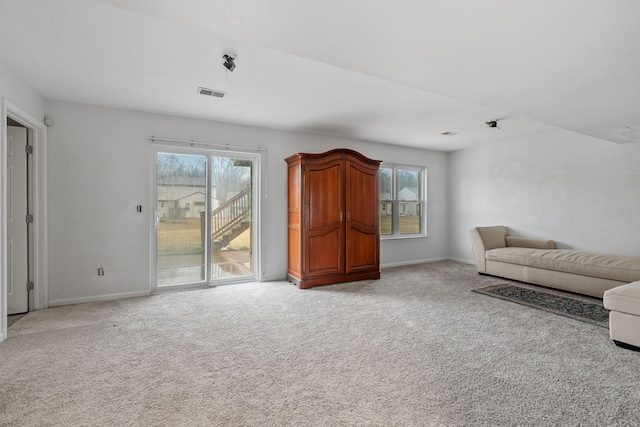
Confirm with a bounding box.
[223,54,236,72]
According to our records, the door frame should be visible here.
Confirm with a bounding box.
[1,98,48,342]
[149,142,263,293]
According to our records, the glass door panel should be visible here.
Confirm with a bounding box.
[210,156,253,281]
[156,153,207,286]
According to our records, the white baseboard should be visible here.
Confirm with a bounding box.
[260,274,288,282]
[448,257,475,265]
[381,257,449,269]
[48,291,150,307]
[45,261,477,308]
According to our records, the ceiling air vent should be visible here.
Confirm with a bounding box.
[198,87,226,98]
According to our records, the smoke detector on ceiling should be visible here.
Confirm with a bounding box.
[198,87,226,98]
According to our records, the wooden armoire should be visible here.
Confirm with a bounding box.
[285,149,381,289]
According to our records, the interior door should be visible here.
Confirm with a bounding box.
[6,126,29,314]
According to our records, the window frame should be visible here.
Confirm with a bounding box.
[379,162,427,240]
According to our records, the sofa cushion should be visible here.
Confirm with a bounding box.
[486,248,640,283]
[604,281,640,316]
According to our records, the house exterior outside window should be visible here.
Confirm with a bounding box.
[379,163,426,238]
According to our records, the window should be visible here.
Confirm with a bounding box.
[379,163,426,237]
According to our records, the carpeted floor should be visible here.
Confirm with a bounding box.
[1,261,639,426]
[7,313,27,328]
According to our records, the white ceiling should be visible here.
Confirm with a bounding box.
[1,0,639,151]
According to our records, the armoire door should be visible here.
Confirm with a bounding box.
[345,159,380,273]
[304,157,345,278]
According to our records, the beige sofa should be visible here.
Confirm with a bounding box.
[469,226,640,298]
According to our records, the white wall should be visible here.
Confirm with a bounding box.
[45,101,448,305]
[0,59,45,119]
[448,129,640,262]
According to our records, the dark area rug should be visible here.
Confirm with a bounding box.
[473,283,609,328]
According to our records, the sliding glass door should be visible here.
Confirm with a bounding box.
[209,156,253,281]
[156,153,207,286]
[154,148,256,288]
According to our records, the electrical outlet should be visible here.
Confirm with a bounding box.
[98,267,104,276]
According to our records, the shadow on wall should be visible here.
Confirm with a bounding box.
[553,242,573,250]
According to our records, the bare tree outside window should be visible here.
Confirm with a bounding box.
[155,152,255,286]
[210,157,251,203]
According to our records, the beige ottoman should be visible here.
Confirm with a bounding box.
[603,281,640,351]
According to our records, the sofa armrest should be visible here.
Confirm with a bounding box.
[505,236,555,249]
[469,226,508,273]
[469,228,487,273]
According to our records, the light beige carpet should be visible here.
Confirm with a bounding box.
[1,261,639,426]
